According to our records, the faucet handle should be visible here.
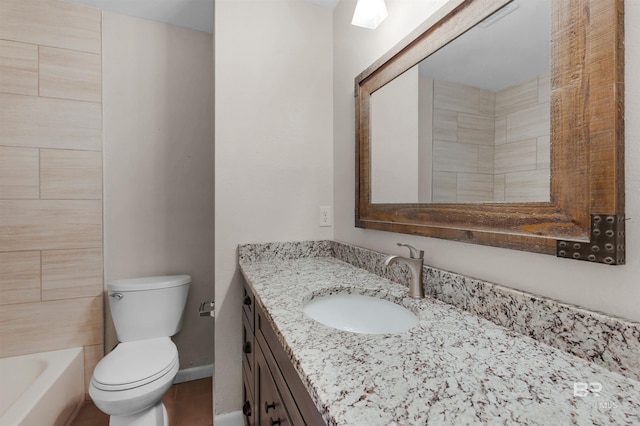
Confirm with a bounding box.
[397,243,424,259]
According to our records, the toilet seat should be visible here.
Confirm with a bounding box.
[89,357,179,418]
[92,337,178,391]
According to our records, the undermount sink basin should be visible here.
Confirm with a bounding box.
[303,293,418,334]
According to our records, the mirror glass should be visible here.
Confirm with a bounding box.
[370,0,551,204]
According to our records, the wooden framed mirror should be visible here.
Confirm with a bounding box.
[355,0,624,264]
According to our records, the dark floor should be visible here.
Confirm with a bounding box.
[71,377,213,426]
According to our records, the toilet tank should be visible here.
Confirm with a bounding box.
[108,275,191,342]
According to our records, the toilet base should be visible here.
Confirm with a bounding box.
[109,402,168,426]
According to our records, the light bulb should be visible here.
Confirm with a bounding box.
[351,0,388,30]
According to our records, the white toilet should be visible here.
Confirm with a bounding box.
[89,275,191,426]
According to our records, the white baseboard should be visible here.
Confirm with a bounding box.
[174,363,213,383]
[214,410,243,426]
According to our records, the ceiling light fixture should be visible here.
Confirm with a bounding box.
[351,0,388,30]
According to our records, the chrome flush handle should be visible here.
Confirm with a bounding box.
[109,292,124,300]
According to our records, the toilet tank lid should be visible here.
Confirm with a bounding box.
[109,275,191,292]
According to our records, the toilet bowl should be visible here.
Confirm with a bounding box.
[89,275,190,425]
[89,338,179,420]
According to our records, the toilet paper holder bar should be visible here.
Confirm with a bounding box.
[199,300,215,318]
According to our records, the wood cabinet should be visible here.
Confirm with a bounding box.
[242,282,325,426]
[242,283,256,425]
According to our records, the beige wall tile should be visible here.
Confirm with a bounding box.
[478,146,494,174]
[494,116,507,145]
[0,0,104,364]
[476,88,495,117]
[0,0,100,54]
[537,135,550,169]
[0,146,39,198]
[432,109,457,141]
[0,39,38,96]
[42,248,103,301]
[39,46,101,102]
[457,173,494,202]
[506,102,550,143]
[494,174,505,202]
[538,74,550,104]
[0,251,40,305]
[83,344,103,399]
[495,139,537,174]
[505,169,550,202]
[433,140,478,173]
[434,80,494,116]
[458,113,494,146]
[432,171,456,202]
[0,296,103,358]
[495,78,538,116]
[0,93,101,150]
[40,149,102,199]
[434,79,470,113]
[0,199,102,251]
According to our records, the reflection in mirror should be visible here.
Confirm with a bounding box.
[370,0,550,204]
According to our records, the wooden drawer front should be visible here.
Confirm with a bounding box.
[242,310,255,380]
[242,282,255,331]
[256,304,325,425]
[256,342,301,426]
[242,366,256,426]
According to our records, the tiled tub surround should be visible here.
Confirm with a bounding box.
[238,241,640,425]
[0,0,104,395]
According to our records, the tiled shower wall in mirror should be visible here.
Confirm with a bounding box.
[432,74,550,202]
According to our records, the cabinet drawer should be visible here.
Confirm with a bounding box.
[242,308,255,382]
[242,282,255,331]
[242,366,256,426]
[256,303,325,425]
[256,341,301,426]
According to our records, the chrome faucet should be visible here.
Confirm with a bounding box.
[384,243,425,299]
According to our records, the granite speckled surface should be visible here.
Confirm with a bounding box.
[328,241,640,382]
[238,241,640,425]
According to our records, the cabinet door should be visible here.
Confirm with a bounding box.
[247,287,325,425]
[256,342,297,426]
[242,282,255,330]
[242,366,256,426]
[242,281,256,425]
[256,304,324,425]
[242,311,255,380]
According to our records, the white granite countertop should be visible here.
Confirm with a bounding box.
[239,256,640,425]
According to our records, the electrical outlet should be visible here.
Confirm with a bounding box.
[319,206,332,227]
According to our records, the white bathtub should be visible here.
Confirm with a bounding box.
[0,348,84,426]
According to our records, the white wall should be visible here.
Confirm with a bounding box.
[213,0,637,414]
[214,0,333,414]
[370,66,420,203]
[334,0,640,323]
[103,12,214,368]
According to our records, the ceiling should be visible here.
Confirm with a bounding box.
[61,0,548,91]
[63,0,339,34]
[419,0,550,91]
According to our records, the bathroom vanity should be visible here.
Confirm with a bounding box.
[239,241,640,425]
[241,277,325,425]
